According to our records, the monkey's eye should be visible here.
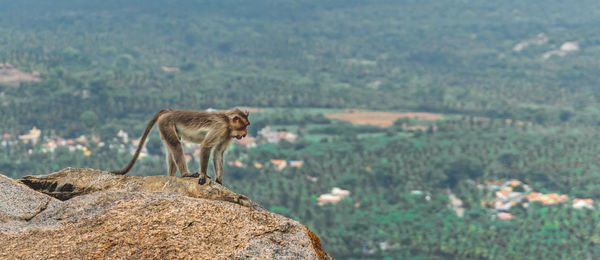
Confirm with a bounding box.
[233,117,240,122]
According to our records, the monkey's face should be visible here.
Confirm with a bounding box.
[230,114,250,140]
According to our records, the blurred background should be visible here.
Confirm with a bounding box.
[2,0,600,258]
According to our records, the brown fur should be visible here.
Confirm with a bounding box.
[111,108,250,185]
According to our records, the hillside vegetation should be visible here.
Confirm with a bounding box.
[2,1,600,258]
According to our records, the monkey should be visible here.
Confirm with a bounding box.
[111,108,250,185]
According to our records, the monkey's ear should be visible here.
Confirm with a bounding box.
[245,111,250,117]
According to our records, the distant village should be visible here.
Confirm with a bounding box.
[443,179,595,221]
[2,125,299,164]
[7,127,594,213]
[480,180,594,220]
[512,33,580,59]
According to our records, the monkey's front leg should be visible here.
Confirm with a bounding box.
[213,151,224,185]
[198,146,212,185]
[213,143,228,185]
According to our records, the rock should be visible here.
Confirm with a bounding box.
[0,174,60,224]
[20,167,261,209]
[0,169,330,259]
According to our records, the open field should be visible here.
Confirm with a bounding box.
[324,111,444,127]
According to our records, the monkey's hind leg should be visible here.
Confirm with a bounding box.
[165,150,177,177]
[170,143,199,178]
[160,124,199,178]
[213,142,228,185]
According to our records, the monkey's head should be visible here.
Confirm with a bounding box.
[229,109,250,140]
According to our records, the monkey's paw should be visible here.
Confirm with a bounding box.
[198,176,211,185]
[183,172,200,178]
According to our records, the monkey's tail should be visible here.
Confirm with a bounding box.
[110,109,171,175]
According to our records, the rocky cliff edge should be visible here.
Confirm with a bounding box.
[0,168,330,259]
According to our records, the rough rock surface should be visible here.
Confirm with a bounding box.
[0,174,60,224]
[20,168,260,209]
[0,168,330,259]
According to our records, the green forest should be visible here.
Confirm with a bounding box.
[2,0,600,258]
